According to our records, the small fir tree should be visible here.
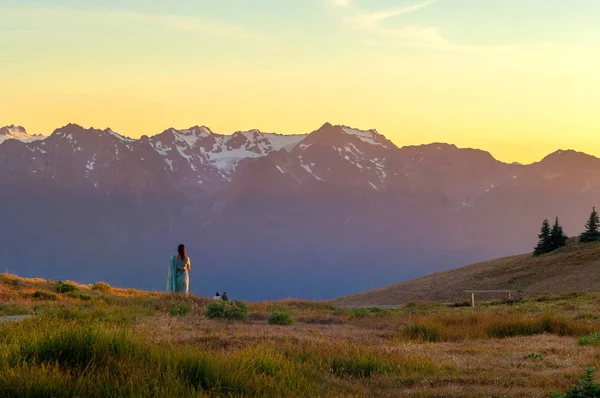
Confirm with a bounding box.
[534,219,552,256]
[549,217,568,251]
[580,207,600,243]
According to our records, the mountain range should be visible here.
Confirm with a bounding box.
[1,122,600,300]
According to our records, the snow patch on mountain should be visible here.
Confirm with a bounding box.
[108,129,135,143]
[342,127,385,147]
[300,163,323,181]
[265,133,307,152]
[86,154,97,171]
[172,127,210,148]
[0,125,44,145]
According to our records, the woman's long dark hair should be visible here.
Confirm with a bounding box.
[177,244,186,259]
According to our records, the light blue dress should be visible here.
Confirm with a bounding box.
[166,255,190,294]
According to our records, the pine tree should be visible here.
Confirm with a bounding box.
[550,217,568,251]
[533,219,552,256]
[580,207,600,243]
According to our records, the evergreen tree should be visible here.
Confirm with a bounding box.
[533,219,552,256]
[550,217,568,250]
[580,207,600,243]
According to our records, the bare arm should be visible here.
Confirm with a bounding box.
[177,258,190,272]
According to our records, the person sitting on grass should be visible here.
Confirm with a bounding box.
[213,292,221,300]
[221,292,229,301]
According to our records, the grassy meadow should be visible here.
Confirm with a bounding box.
[1,273,600,397]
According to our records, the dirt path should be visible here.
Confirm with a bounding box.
[0,315,33,323]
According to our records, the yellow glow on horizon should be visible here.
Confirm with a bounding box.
[3,46,600,165]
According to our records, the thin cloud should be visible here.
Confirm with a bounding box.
[0,5,269,42]
[353,0,437,27]
[332,0,518,54]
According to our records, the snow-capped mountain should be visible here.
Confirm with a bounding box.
[147,126,306,182]
[0,125,44,145]
[2,121,600,300]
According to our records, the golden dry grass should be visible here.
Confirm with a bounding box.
[335,240,600,306]
[2,272,600,396]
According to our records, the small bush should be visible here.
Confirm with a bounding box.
[578,333,600,346]
[32,291,58,301]
[170,304,190,317]
[205,301,248,321]
[551,368,600,398]
[92,282,111,292]
[223,301,248,320]
[67,291,91,301]
[268,311,294,325]
[55,282,78,294]
[524,352,543,360]
[206,303,225,319]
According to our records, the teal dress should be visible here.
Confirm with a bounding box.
[166,255,190,294]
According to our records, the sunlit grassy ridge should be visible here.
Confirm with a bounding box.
[336,240,600,306]
[1,273,600,396]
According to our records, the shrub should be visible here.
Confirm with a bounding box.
[578,333,600,346]
[524,352,543,360]
[55,282,78,294]
[67,291,92,301]
[206,303,225,319]
[551,368,600,398]
[223,301,248,320]
[92,282,111,292]
[32,291,58,301]
[268,311,294,325]
[170,304,190,317]
[206,301,248,321]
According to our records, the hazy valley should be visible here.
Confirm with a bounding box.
[2,123,600,300]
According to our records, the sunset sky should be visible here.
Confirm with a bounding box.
[2,0,599,163]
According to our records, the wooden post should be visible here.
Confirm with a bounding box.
[471,292,475,308]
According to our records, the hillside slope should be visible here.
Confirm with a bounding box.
[335,240,600,306]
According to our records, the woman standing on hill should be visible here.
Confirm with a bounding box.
[167,244,190,294]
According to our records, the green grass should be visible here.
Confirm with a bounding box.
[0,303,32,317]
[578,333,600,346]
[169,304,190,316]
[3,273,600,396]
[268,311,294,325]
[0,320,451,397]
